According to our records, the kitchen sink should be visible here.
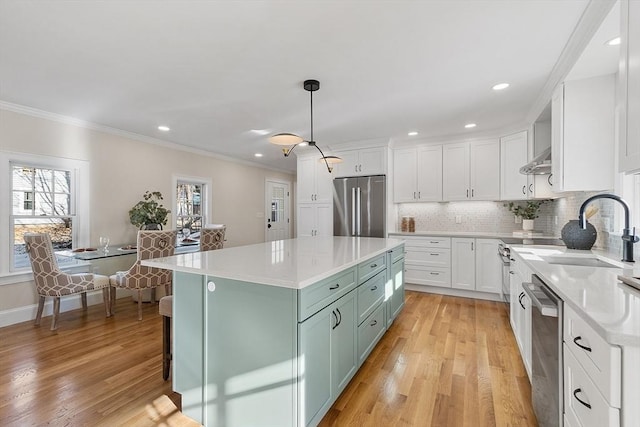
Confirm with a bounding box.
[541,256,620,268]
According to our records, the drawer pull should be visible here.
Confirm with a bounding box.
[518,292,525,309]
[370,263,378,268]
[573,336,592,352]
[430,272,440,276]
[509,271,514,275]
[370,319,377,327]
[329,284,340,290]
[430,253,439,256]
[370,286,377,291]
[430,241,439,244]
[573,388,592,409]
[331,310,339,330]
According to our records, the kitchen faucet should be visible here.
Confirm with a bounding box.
[578,193,639,262]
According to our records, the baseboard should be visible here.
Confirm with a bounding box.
[0,289,132,328]
[405,283,503,302]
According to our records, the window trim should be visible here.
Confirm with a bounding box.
[1,151,90,281]
[171,174,212,233]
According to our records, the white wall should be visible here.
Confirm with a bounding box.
[0,107,294,314]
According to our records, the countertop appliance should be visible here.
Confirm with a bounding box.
[523,274,563,427]
[497,243,511,305]
[333,175,386,238]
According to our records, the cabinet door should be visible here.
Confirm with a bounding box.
[389,257,405,324]
[620,0,640,173]
[443,142,470,201]
[332,290,357,397]
[475,239,501,294]
[315,160,334,203]
[417,145,443,201]
[393,148,417,202]
[298,306,332,427]
[333,150,360,178]
[315,204,333,236]
[551,85,564,192]
[359,147,386,176]
[519,286,532,378]
[297,156,317,202]
[500,131,529,200]
[470,139,500,200]
[509,267,521,333]
[451,238,475,290]
[297,204,316,237]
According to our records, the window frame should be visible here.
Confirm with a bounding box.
[172,174,212,239]
[0,151,90,283]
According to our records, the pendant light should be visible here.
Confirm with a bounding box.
[269,79,342,173]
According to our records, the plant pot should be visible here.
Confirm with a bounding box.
[142,223,162,230]
[522,219,535,231]
[561,220,597,250]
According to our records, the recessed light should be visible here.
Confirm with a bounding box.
[251,129,271,135]
[606,37,621,46]
[158,125,170,132]
[408,131,419,136]
[464,123,477,129]
[492,83,510,91]
[298,142,308,147]
[254,153,263,158]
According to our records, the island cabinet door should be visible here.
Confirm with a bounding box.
[332,290,357,397]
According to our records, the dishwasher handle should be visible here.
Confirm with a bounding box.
[523,281,559,318]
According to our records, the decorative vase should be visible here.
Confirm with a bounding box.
[142,223,162,230]
[561,220,597,250]
[522,219,535,231]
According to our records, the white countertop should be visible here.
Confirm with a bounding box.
[511,245,640,346]
[389,230,559,239]
[142,236,405,290]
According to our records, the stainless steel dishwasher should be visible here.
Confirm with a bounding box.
[523,274,563,427]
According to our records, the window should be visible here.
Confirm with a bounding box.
[1,151,89,278]
[173,175,212,243]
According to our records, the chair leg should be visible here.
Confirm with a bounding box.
[81,292,88,310]
[162,315,171,380]
[165,283,171,296]
[151,288,156,304]
[110,286,116,315]
[35,296,45,326]
[51,297,61,331]
[102,288,111,317]
[137,290,143,321]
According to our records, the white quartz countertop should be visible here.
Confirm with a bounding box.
[389,231,559,239]
[142,236,405,290]
[511,245,640,346]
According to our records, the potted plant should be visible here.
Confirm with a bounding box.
[507,200,549,231]
[129,191,170,230]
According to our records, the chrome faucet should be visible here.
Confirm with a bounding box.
[578,193,639,262]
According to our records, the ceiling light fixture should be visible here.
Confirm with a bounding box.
[465,123,477,129]
[254,153,263,157]
[606,36,621,46]
[251,129,271,136]
[269,79,341,173]
[158,125,170,131]
[492,83,510,91]
[408,131,418,136]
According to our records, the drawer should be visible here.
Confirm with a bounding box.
[357,302,386,363]
[357,270,385,325]
[358,254,386,285]
[387,245,405,264]
[404,266,451,287]
[405,247,450,268]
[404,236,451,249]
[564,305,621,407]
[298,268,356,321]
[564,346,620,427]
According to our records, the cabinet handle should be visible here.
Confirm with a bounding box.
[548,173,553,186]
[573,388,592,409]
[359,165,362,172]
[430,241,439,244]
[529,184,533,194]
[370,319,377,327]
[413,191,417,199]
[336,308,342,326]
[355,165,358,172]
[471,242,474,251]
[430,253,439,256]
[370,286,377,291]
[466,189,469,198]
[519,292,525,309]
[329,284,340,290]
[573,336,592,352]
[510,258,515,262]
[331,310,339,330]
[522,185,526,195]
[370,263,378,268]
[430,272,440,275]
[471,189,474,197]
[509,271,514,275]
[418,191,421,198]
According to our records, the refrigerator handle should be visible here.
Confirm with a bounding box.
[351,187,356,236]
[356,187,362,236]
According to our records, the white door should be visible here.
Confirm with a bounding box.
[265,180,290,242]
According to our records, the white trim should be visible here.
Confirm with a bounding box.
[0,101,295,175]
[172,174,213,230]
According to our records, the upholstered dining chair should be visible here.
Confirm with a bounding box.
[200,224,226,251]
[23,233,111,331]
[109,230,177,320]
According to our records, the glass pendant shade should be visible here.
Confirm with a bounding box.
[269,133,303,146]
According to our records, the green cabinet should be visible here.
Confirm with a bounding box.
[386,245,405,326]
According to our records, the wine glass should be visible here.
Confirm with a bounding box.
[99,236,110,253]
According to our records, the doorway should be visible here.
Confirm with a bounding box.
[265,179,291,242]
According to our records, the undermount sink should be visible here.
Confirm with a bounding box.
[541,256,620,268]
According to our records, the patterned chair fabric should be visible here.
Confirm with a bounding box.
[109,230,177,320]
[200,225,226,251]
[23,233,110,330]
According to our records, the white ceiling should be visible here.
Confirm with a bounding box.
[0,0,595,172]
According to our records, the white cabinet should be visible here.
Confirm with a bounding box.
[443,140,500,201]
[393,145,442,202]
[551,75,615,192]
[297,203,332,237]
[333,147,386,177]
[509,251,532,378]
[619,0,640,173]
[500,131,529,200]
[403,236,452,288]
[297,155,333,203]
[451,238,501,293]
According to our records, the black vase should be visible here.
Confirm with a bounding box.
[561,220,597,250]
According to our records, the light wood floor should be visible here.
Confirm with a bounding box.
[0,291,537,426]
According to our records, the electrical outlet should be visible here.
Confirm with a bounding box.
[455,215,462,224]
[515,215,522,224]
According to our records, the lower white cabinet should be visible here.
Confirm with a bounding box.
[451,238,501,294]
[298,203,332,237]
[403,236,452,288]
[509,251,532,378]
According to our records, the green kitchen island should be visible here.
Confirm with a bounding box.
[143,236,405,427]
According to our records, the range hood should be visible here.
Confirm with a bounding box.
[519,147,551,175]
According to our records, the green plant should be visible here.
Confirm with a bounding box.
[128,191,170,229]
[507,200,549,220]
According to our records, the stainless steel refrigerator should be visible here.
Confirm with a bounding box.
[333,175,386,237]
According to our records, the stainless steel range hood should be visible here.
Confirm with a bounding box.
[519,147,551,175]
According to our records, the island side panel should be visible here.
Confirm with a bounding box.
[204,276,298,427]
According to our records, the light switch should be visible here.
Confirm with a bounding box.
[455,215,462,224]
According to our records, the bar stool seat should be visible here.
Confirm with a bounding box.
[159,295,172,380]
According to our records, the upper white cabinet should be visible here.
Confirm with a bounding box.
[393,145,442,202]
[619,0,640,173]
[500,131,529,200]
[332,147,386,177]
[443,139,500,201]
[297,155,334,204]
[552,74,615,192]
